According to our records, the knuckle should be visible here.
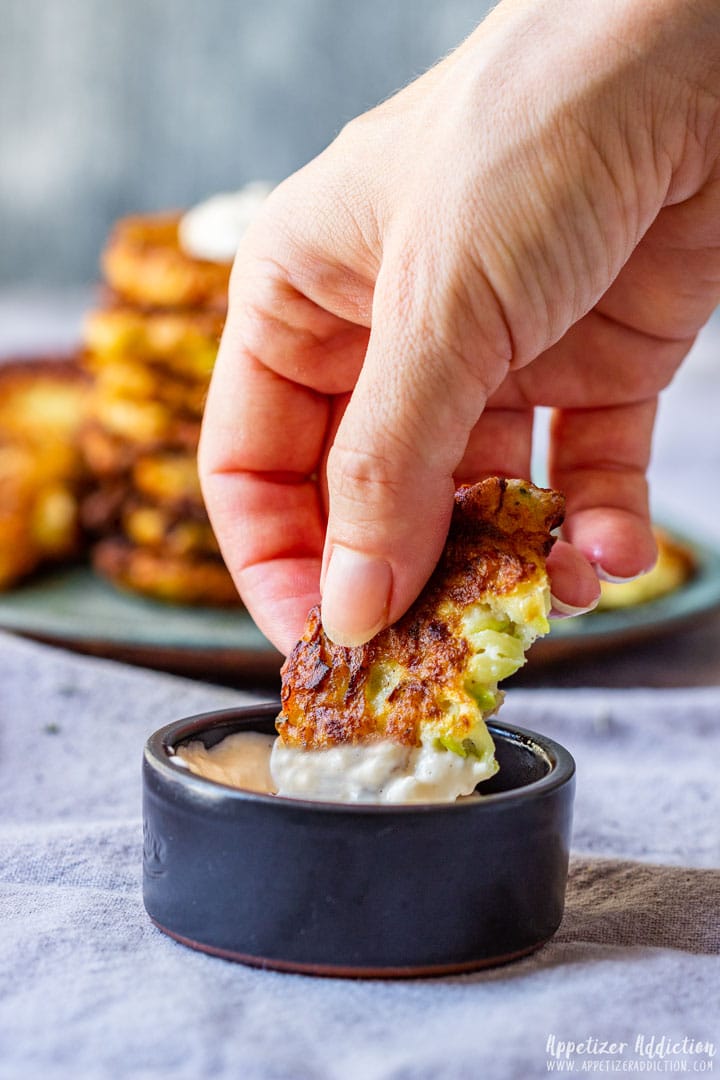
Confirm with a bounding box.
[326,439,407,505]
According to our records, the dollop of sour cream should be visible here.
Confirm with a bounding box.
[172,731,495,804]
[178,181,275,263]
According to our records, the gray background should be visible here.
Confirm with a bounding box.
[0,0,492,286]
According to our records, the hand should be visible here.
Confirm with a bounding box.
[199,0,720,655]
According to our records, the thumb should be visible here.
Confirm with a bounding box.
[319,253,511,646]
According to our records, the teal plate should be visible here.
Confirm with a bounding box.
[0,566,283,681]
[531,528,720,664]
[1,529,719,680]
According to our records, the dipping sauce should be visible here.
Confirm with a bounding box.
[171,731,493,804]
[178,182,274,263]
[173,732,275,795]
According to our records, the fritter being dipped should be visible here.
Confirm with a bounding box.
[273,478,564,803]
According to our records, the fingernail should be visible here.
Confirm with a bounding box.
[550,594,599,619]
[321,545,392,647]
[593,562,654,585]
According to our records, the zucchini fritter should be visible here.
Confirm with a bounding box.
[101,214,230,310]
[84,305,223,381]
[596,527,695,610]
[84,354,209,419]
[0,443,84,588]
[89,393,201,448]
[76,202,252,609]
[92,537,240,606]
[132,451,203,508]
[0,359,89,589]
[122,500,219,557]
[278,478,563,759]
[0,358,89,445]
[78,424,202,485]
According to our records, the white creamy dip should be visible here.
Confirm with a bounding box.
[271,738,494,803]
[178,181,275,263]
[171,731,495,804]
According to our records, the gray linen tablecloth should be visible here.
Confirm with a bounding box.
[1,630,718,1080]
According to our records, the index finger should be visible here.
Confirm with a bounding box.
[199,345,326,652]
[199,264,366,654]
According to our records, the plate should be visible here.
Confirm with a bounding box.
[0,566,283,681]
[1,529,719,681]
[531,528,720,664]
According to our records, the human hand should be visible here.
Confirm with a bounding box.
[200,0,720,654]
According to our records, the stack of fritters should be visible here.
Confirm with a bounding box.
[79,213,239,605]
[0,358,90,589]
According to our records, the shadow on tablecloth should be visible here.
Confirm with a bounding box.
[557,856,720,954]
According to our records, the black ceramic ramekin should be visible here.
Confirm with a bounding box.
[143,703,575,977]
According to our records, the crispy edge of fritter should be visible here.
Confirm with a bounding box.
[101,213,230,310]
[277,478,564,750]
[92,537,240,606]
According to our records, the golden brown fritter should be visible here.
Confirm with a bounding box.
[92,537,240,606]
[0,358,89,446]
[132,451,202,507]
[101,214,230,310]
[278,478,564,753]
[78,427,203,524]
[0,442,84,588]
[78,479,128,536]
[84,354,208,419]
[78,423,203,486]
[88,393,201,449]
[0,358,89,589]
[84,304,223,382]
[78,422,139,479]
[596,527,695,610]
[80,479,211,543]
[122,499,219,558]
